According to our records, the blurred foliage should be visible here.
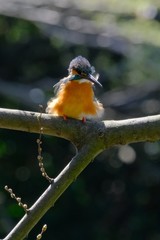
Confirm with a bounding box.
[0,1,160,240]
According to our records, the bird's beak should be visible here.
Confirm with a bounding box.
[87,73,102,87]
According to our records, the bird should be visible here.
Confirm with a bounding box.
[46,56,104,122]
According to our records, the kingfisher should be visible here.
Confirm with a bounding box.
[46,56,104,122]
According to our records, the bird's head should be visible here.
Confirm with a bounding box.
[68,56,102,87]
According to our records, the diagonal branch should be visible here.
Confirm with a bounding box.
[4,143,100,240]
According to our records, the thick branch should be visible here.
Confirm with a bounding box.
[0,108,160,148]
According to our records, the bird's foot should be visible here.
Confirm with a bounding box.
[82,117,86,123]
[63,115,67,120]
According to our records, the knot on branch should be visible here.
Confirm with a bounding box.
[97,128,105,138]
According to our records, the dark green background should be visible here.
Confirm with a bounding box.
[0,1,160,239]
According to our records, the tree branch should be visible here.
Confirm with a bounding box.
[0,108,160,148]
[0,107,160,239]
[4,144,100,240]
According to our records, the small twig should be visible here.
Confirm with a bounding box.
[4,185,29,213]
[36,224,47,240]
[37,105,53,183]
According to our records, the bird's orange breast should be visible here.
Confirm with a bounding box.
[47,80,101,119]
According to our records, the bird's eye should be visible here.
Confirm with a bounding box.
[76,69,87,77]
[76,69,82,75]
[81,71,87,77]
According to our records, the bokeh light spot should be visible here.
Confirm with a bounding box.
[29,88,45,103]
[118,145,136,164]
